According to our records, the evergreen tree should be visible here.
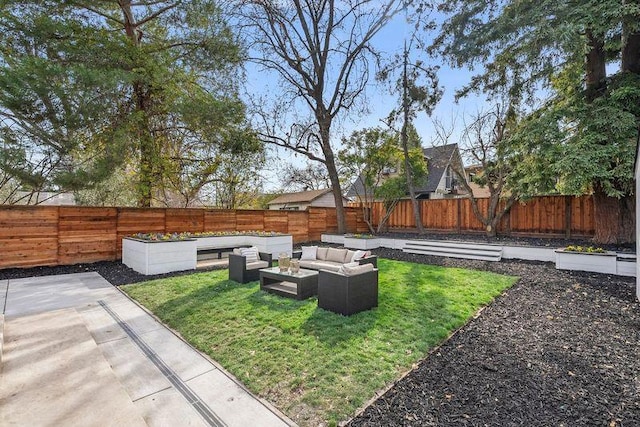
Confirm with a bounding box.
[433,0,640,243]
[0,1,256,207]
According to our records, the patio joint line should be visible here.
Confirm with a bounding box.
[98,300,226,427]
[2,280,9,314]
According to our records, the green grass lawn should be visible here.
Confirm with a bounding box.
[122,258,518,426]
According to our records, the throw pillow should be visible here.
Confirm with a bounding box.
[300,246,318,260]
[326,248,348,263]
[240,246,259,262]
[345,250,356,263]
[316,247,329,260]
[233,248,242,256]
[351,250,367,262]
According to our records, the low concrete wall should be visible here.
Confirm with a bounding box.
[322,234,636,277]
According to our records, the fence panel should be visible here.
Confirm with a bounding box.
[0,206,59,268]
[0,198,595,269]
[58,207,118,264]
[204,210,236,231]
[353,195,595,236]
[287,211,310,242]
[165,209,205,233]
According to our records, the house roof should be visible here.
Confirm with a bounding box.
[267,188,335,205]
[415,143,459,193]
[346,143,460,198]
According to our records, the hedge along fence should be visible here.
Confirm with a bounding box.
[0,206,368,269]
[351,195,595,237]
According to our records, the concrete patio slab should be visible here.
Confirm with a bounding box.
[0,308,147,427]
[1,272,295,427]
[3,273,115,317]
[97,336,172,401]
[99,298,165,336]
[187,369,289,427]
[139,326,216,382]
[78,304,129,344]
[134,387,209,427]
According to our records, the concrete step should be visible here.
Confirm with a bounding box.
[403,240,503,261]
[0,308,148,427]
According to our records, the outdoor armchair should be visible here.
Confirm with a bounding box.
[317,266,378,316]
[229,251,272,283]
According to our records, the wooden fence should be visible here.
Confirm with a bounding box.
[0,206,367,269]
[352,195,595,237]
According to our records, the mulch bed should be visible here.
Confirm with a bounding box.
[347,248,640,427]
[1,241,638,426]
[0,261,226,286]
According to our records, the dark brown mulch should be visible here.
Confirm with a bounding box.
[347,247,640,427]
[0,261,226,286]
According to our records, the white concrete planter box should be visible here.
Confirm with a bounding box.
[503,246,556,262]
[343,237,380,250]
[321,234,344,244]
[250,235,293,257]
[195,236,245,250]
[377,238,394,249]
[123,238,197,275]
[555,249,617,274]
[194,235,292,257]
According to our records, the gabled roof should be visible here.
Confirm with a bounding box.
[415,143,459,193]
[346,143,460,198]
[267,188,334,205]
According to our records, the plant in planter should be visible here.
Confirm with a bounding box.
[130,232,192,241]
[555,245,616,274]
[190,230,284,237]
[563,245,606,254]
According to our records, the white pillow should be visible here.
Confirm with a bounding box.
[240,246,259,262]
[351,250,367,262]
[300,246,318,260]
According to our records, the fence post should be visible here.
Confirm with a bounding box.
[456,198,462,232]
[565,196,572,238]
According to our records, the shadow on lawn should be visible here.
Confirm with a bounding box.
[299,263,455,346]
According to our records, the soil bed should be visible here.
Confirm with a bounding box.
[347,247,640,427]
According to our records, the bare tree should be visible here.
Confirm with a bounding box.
[239,0,406,233]
[434,105,519,237]
[280,163,332,192]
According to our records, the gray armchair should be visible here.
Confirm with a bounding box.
[229,252,272,283]
[317,268,378,316]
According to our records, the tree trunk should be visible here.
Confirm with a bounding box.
[121,1,155,207]
[585,29,607,102]
[593,184,636,244]
[622,0,640,73]
[318,117,347,234]
[401,41,425,234]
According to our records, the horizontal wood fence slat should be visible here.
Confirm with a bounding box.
[0,206,368,269]
[350,195,595,237]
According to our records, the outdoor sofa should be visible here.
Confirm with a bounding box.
[293,246,378,271]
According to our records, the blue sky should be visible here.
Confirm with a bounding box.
[240,8,489,191]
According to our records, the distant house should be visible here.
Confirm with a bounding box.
[267,188,347,210]
[347,143,468,202]
[464,164,491,199]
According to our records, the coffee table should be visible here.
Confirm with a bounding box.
[259,266,319,300]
